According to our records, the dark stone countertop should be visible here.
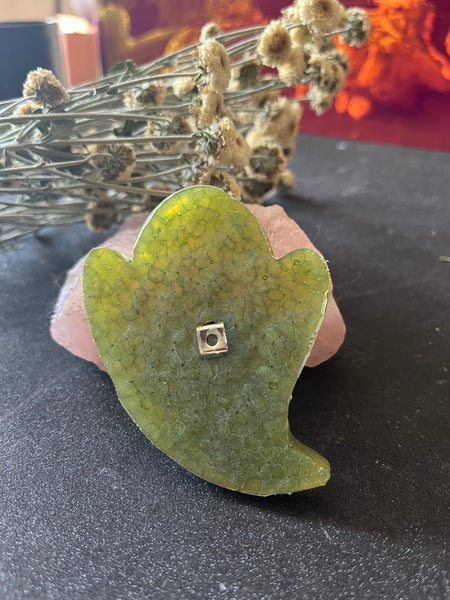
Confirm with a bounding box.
[1,135,449,600]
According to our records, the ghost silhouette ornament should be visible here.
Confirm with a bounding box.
[83,186,331,496]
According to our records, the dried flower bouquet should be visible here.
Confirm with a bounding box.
[0,0,370,246]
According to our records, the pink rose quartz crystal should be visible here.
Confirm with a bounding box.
[51,203,345,369]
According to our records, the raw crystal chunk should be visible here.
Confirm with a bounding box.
[83,186,331,495]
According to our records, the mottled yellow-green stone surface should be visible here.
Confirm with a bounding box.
[83,186,331,496]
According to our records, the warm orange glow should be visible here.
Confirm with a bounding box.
[98,1,450,149]
[99,0,267,68]
[333,91,371,119]
[347,95,371,119]
[58,15,92,35]
[99,0,450,111]
[334,91,349,114]
[340,0,450,114]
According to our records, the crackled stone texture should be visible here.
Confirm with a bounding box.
[83,186,331,495]
[51,203,345,370]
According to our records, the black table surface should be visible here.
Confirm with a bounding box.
[1,135,449,600]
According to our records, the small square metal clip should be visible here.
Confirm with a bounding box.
[196,322,228,356]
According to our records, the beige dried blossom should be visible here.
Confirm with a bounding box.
[215,117,251,169]
[90,144,136,180]
[281,4,300,24]
[146,116,191,154]
[23,68,69,108]
[248,145,287,184]
[241,178,274,204]
[14,101,39,116]
[278,45,308,86]
[135,82,167,105]
[248,97,303,157]
[251,84,280,108]
[289,24,312,47]
[230,60,262,90]
[195,87,224,129]
[85,196,119,232]
[326,47,350,74]
[197,39,231,93]
[245,128,275,150]
[292,0,344,34]
[221,105,233,120]
[124,82,167,108]
[11,101,40,131]
[308,85,334,115]
[200,21,222,41]
[306,52,345,95]
[282,9,323,48]
[306,53,331,85]
[340,7,371,47]
[172,76,196,98]
[329,62,346,94]
[199,170,241,201]
[338,2,347,26]
[277,169,296,194]
[257,20,292,68]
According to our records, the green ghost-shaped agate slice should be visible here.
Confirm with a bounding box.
[83,186,331,496]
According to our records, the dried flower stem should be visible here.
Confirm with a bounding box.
[0,0,370,246]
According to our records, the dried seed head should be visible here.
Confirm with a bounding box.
[278,45,308,86]
[306,52,345,94]
[86,200,119,232]
[281,4,301,24]
[329,62,346,94]
[200,21,222,42]
[308,85,334,115]
[195,87,224,129]
[246,128,276,150]
[23,68,69,108]
[172,76,196,98]
[197,39,231,92]
[249,145,287,183]
[124,82,167,108]
[194,126,223,160]
[326,47,350,74]
[251,85,280,108]
[293,0,344,35]
[90,144,136,180]
[182,156,212,186]
[289,24,312,47]
[277,169,296,194]
[230,60,262,90]
[216,117,252,169]
[146,116,191,154]
[340,7,371,47]
[170,115,192,136]
[0,175,19,189]
[257,20,292,68]
[283,8,325,49]
[14,101,39,116]
[249,97,302,158]
[242,177,274,204]
[199,170,241,202]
